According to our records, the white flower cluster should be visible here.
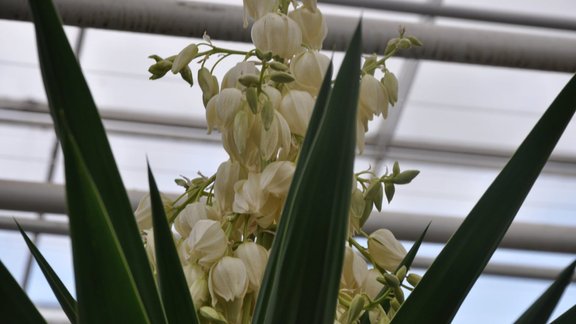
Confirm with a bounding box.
[144,0,422,323]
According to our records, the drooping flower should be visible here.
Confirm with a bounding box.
[208,256,249,303]
[290,50,330,95]
[340,246,368,292]
[288,6,327,50]
[134,193,173,231]
[260,161,295,197]
[183,263,210,306]
[186,219,228,268]
[278,89,315,136]
[214,160,245,215]
[368,228,407,272]
[174,202,218,238]
[251,13,302,59]
[242,0,279,27]
[234,242,268,292]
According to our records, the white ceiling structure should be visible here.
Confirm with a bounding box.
[0,0,575,323]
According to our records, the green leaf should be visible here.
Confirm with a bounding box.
[551,304,576,324]
[16,222,77,323]
[0,260,46,323]
[148,164,200,324]
[515,260,576,324]
[392,74,576,323]
[27,0,166,322]
[253,50,334,322]
[62,133,149,324]
[252,22,361,324]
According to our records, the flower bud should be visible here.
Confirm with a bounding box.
[348,188,365,236]
[406,273,422,287]
[208,256,249,302]
[260,161,295,197]
[345,294,366,324]
[242,0,279,27]
[199,306,228,324]
[134,193,173,231]
[290,50,330,95]
[221,61,260,90]
[269,61,289,71]
[246,86,259,114]
[395,265,407,282]
[238,73,261,88]
[186,219,228,268]
[251,13,302,59]
[261,100,274,131]
[234,242,268,292]
[367,229,407,272]
[270,71,295,84]
[171,43,199,74]
[288,6,327,50]
[278,90,314,136]
[233,110,250,154]
[148,60,172,77]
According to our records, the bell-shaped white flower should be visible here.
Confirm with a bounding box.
[362,268,385,300]
[215,88,244,127]
[206,95,222,134]
[221,61,260,90]
[233,172,267,215]
[186,219,228,268]
[183,263,209,306]
[302,0,318,12]
[359,74,389,118]
[288,6,327,50]
[242,0,279,27]
[348,188,365,236]
[208,256,249,302]
[214,160,245,215]
[278,89,314,136]
[367,229,407,272]
[260,161,295,197]
[251,13,302,59]
[341,246,368,291]
[234,242,268,292]
[175,202,217,238]
[290,50,330,95]
[134,193,173,231]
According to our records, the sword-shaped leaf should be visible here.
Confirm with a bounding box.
[17,223,77,323]
[27,0,165,322]
[148,164,200,324]
[393,75,576,323]
[0,260,46,323]
[515,260,576,324]
[252,23,361,324]
[63,133,149,323]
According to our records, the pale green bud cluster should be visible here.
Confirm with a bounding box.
[141,1,422,323]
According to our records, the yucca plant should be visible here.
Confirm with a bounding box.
[0,0,575,323]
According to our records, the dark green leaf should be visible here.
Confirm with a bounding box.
[392,74,576,324]
[148,164,200,324]
[27,0,166,321]
[515,260,576,324]
[16,223,77,323]
[551,304,576,324]
[253,22,361,324]
[0,260,46,323]
[63,133,149,324]
[253,49,333,323]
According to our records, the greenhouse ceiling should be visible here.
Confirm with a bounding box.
[0,0,575,323]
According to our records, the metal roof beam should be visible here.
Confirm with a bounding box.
[1,0,576,72]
